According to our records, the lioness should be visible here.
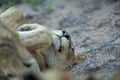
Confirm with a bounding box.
[0,7,86,80]
[0,7,85,71]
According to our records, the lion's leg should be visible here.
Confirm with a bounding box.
[17,23,53,51]
[30,50,47,71]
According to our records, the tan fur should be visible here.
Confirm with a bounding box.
[17,23,52,50]
[0,7,24,29]
[41,69,74,80]
[40,30,75,70]
[0,21,41,80]
[73,54,86,65]
[30,50,47,71]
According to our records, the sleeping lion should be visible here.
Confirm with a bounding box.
[0,7,86,80]
[0,7,85,71]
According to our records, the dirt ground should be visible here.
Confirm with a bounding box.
[10,0,120,79]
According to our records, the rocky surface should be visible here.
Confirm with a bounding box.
[13,0,120,79]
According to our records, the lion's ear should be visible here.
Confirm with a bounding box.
[73,54,86,65]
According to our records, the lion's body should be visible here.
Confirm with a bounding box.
[0,21,41,80]
[0,7,86,80]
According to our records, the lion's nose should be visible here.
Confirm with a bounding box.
[62,30,70,39]
[24,73,37,80]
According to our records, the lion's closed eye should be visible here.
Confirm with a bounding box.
[23,63,32,68]
[18,26,32,31]
[0,42,14,50]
